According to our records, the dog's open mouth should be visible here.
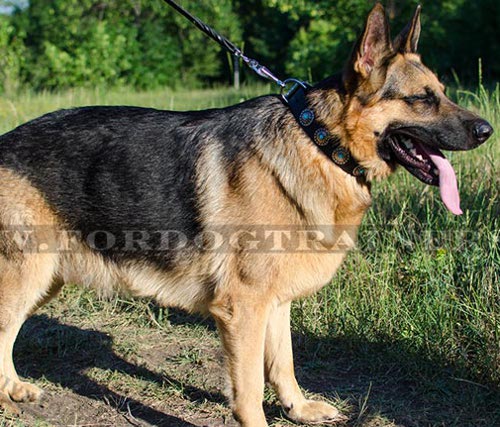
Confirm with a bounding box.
[381,133,462,215]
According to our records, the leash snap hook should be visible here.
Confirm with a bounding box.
[248,60,286,88]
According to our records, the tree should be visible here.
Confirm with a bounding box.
[0,0,497,91]
[258,0,372,81]
[10,0,242,89]
[0,13,25,93]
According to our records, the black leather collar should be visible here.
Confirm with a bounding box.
[283,81,366,179]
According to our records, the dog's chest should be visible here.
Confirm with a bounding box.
[236,244,352,303]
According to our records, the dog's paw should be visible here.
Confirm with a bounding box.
[286,399,347,425]
[0,392,21,416]
[9,381,43,403]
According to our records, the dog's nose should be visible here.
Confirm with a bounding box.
[473,119,494,144]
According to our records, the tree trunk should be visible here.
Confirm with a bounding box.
[233,56,240,90]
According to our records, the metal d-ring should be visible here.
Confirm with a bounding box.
[281,78,312,104]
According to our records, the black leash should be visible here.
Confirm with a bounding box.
[160,0,366,179]
[160,0,286,88]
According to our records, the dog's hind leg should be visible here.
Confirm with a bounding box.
[264,301,345,424]
[0,251,59,414]
[210,290,271,427]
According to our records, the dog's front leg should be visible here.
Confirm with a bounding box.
[265,301,345,424]
[210,292,270,427]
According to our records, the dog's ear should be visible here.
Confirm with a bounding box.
[350,3,392,79]
[394,5,421,53]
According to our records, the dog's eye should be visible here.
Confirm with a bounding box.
[403,89,439,106]
[403,94,438,106]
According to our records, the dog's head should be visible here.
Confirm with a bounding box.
[336,3,493,214]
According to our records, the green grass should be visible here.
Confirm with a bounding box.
[1,82,499,426]
[0,85,271,134]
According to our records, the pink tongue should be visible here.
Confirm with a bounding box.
[419,144,462,215]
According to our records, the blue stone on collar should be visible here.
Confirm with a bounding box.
[314,128,330,146]
[353,165,366,177]
[299,109,314,126]
[332,147,350,165]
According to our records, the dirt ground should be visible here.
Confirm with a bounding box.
[11,311,237,427]
[1,294,499,427]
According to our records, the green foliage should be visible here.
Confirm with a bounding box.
[8,0,241,90]
[421,0,500,80]
[0,0,498,91]
[263,0,370,80]
[31,21,134,88]
[264,0,500,83]
[0,14,25,93]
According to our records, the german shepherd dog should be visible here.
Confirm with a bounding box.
[0,4,493,426]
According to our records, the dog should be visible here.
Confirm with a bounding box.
[0,3,493,426]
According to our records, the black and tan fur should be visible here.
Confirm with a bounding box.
[0,4,492,426]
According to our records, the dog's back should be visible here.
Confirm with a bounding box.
[0,107,206,267]
[0,99,279,262]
